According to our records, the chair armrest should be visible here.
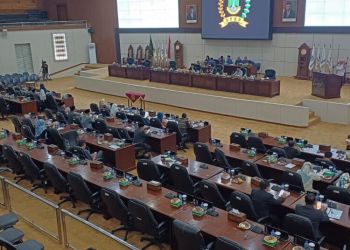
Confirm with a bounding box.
[257,216,271,224]
[224,201,232,211]
[91,192,100,200]
[206,241,214,250]
[156,221,168,230]
[233,167,243,173]
[318,236,326,246]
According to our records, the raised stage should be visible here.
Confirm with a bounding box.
[75,67,350,127]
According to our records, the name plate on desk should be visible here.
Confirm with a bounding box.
[230,143,241,151]
[251,177,262,186]
[90,161,103,169]
[227,211,247,223]
[47,144,59,154]
[106,117,115,122]
[104,133,113,142]
[319,144,331,153]
[12,133,22,140]
[146,181,162,191]
[258,132,269,138]
[292,158,305,168]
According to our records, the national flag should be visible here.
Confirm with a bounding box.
[308,45,315,71]
[326,46,333,73]
[315,46,321,72]
[320,45,327,72]
[149,35,154,58]
[167,36,171,59]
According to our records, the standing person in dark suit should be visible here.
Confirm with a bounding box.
[251,180,286,222]
[295,193,329,238]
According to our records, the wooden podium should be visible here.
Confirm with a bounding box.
[312,72,342,99]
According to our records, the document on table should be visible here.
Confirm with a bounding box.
[326,208,343,220]
[285,163,296,169]
[108,144,120,150]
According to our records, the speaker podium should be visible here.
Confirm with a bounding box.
[312,72,342,99]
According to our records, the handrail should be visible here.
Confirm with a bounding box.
[0,20,88,29]
[50,63,88,76]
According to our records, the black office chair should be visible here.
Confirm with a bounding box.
[265,69,276,80]
[198,180,230,211]
[100,107,110,117]
[68,146,92,160]
[166,121,188,151]
[170,164,197,195]
[281,170,305,192]
[241,161,263,179]
[90,103,100,114]
[2,144,25,183]
[230,132,248,148]
[117,128,132,143]
[44,108,55,121]
[62,130,80,148]
[172,219,212,250]
[128,199,168,250]
[116,111,127,120]
[133,114,145,124]
[18,152,47,193]
[92,119,109,134]
[314,158,335,168]
[283,213,325,243]
[230,191,270,223]
[47,128,66,150]
[43,163,75,207]
[107,127,120,139]
[45,94,59,111]
[56,112,67,125]
[100,188,133,240]
[283,146,301,159]
[21,125,35,140]
[136,159,165,184]
[169,60,176,70]
[71,115,83,128]
[247,136,266,153]
[21,118,35,134]
[326,185,350,205]
[0,97,9,119]
[213,237,245,250]
[10,116,22,133]
[150,118,163,129]
[0,236,44,250]
[193,142,216,165]
[67,172,101,220]
[215,148,242,173]
[270,147,287,158]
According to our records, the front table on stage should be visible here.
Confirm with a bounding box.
[150,70,170,84]
[191,74,217,90]
[108,64,127,78]
[243,79,280,97]
[216,77,244,93]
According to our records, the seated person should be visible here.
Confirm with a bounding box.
[346,135,350,150]
[297,162,321,192]
[177,113,191,135]
[204,55,210,65]
[81,109,93,129]
[226,55,233,65]
[295,193,329,239]
[67,106,80,124]
[242,56,250,64]
[110,103,119,118]
[235,56,243,65]
[57,101,68,119]
[157,112,168,128]
[133,122,151,158]
[208,58,216,67]
[218,56,225,65]
[140,109,150,126]
[35,119,47,140]
[99,98,109,110]
[78,140,103,161]
[321,151,336,167]
[283,141,301,159]
[233,68,244,77]
[251,180,286,222]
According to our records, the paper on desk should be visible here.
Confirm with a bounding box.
[327,208,343,220]
[108,144,120,150]
[285,163,296,169]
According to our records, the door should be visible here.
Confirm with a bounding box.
[57,4,68,21]
[14,43,34,74]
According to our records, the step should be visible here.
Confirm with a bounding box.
[308,116,320,126]
[309,111,315,118]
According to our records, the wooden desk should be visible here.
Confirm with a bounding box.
[188,125,211,143]
[152,155,223,180]
[191,74,217,90]
[108,64,127,78]
[243,79,280,97]
[149,70,170,84]
[216,77,244,93]
[169,71,191,86]
[224,65,258,77]
[126,67,150,80]
[4,98,38,114]
[54,96,74,107]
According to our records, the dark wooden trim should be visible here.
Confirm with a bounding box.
[115,29,121,64]
[118,28,202,33]
[273,26,350,33]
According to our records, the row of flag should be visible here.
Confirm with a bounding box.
[148,35,172,62]
[308,45,333,74]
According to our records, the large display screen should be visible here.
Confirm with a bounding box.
[117,0,179,28]
[305,0,350,26]
[202,0,273,40]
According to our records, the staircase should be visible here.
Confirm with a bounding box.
[75,64,107,76]
[308,111,320,126]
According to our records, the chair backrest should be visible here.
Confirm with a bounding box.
[117,128,132,141]
[170,164,195,195]
[62,130,80,149]
[172,219,206,250]
[18,152,40,181]
[20,118,35,133]
[215,148,231,169]
[56,112,67,125]
[107,127,120,139]
[270,147,287,158]
[68,146,92,160]
[71,115,83,128]
[166,121,182,145]
[67,172,93,204]
[198,180,227,210]
[193,142,215,165]
[283,213,317,240]
[169,60,176,70]
[90,103,100,114]
[47,128,65,150]
[247,136,266,153]
[241,161,262,178]
[92,118,108,134]
[314,158,333,168]
[100,188,129,225]
[10,116,22,133]
[45,94,58,111]
[326,185,350,205]
[265,69,276,79]
[116,111,127,120]
[3,144,23,175]
[136,159,162,183]
[281,170,305,192]
[128,199,159,237]
[133,114,144,124]
[230,132,248,148]
[43,163,67,194]
[213,237,246,250]
[44,108,55,120]
[150,118,163,129]
[230,191,258,221]
[21,125,35,140]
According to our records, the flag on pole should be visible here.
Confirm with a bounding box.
[309,45,316,71]
[315,45,321,72]
[326,46,333,73]
[149,35,154,58]
[320,45,327,72]
[167,36,171,60]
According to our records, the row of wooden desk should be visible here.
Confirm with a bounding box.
[108,65,150,80]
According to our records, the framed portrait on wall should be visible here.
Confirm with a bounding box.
[282,0,297,22]
[186,5,197,23]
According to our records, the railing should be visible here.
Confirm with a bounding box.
[0,176,138,250]
[0,20,88,29]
